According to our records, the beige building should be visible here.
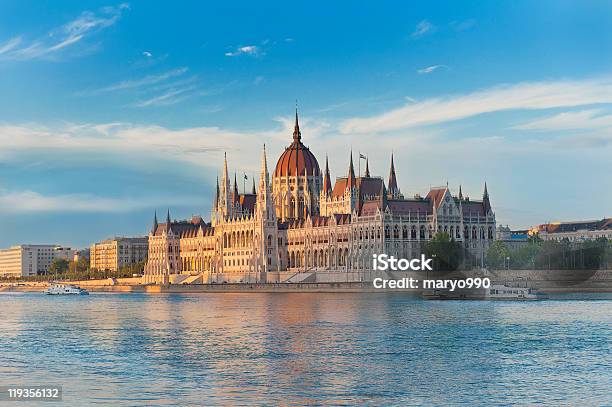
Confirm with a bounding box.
[532,219,612,242]
[144,109,496,284]
[90,237,148,272]
[0,245,74,278]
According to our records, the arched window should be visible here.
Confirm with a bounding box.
[289,197,296,218]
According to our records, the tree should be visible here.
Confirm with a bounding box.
[48,258,69,276]
[423,232,464,271]
[487,240,510,269]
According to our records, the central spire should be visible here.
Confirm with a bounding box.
[293,103,301,142]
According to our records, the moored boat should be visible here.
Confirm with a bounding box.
[46,283,89,295]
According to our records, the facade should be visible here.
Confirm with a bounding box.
[0,245,74,278]
[532,218,612,242]
[90,237,149,272]
[496,225,530,250]
[144,110,496,283]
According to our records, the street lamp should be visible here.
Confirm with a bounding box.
[506,256,510,271]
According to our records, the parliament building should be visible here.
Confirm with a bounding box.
[143,110,496,283]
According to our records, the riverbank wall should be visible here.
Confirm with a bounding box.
[1,269,611,293]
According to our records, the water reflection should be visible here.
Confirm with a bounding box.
[0,292,610,405]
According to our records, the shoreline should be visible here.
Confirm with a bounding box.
[2,269,611,294]
[2,282,612,294]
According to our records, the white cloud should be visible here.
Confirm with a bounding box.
[339,77,612,134]
[0,4,127,60]
[513,109,612,131]
[225,45,260,57]
[132,85,197,107]
[450,19,476,31]
[0,189,190,213]
[412,20,435,38]
[417,64,448,74]
[0,37,22,54]
[90,67,189,93]
[142,51,152,57]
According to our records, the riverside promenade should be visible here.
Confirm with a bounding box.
[1,269,612,293]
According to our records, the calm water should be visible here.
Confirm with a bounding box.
[0,292,610,406]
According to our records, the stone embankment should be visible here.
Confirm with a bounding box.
[1,270,611,293]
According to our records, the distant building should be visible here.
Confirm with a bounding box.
[90,237,148,272]
[0,245,74,278]
[496,225,530,250]
[532,218,612,242]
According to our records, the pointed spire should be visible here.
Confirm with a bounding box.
[388,153,398,195]
[260,144,269,186]
[483,182,491,213]
[152,210,158,234]
[323,155,332,195]
[364,156,370,177]
[293,103,301,142]
[347,150,356,190]
[459,184,463,200]
[214,176,220,208]
[233,172,238,201]
[252,178,256,194]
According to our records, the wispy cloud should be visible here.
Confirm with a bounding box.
[0,3,128,60]
[514,109,612,131]
[417,64,449,74]
[411,20,435,38]
[339,77,612,134]
[0,37,22,54]
[225,45,260,57]
[450,19,476,31]
[133,85,197,107]
[0,189,190,213]
[87,67,189,94]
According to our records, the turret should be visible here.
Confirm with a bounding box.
[364,157,370,177]
[483,182,491,214]
[323,155,332,195]
[151,211,158,235]
[166,209,172,234]
[388,153,399,197]
[347,151,356,190]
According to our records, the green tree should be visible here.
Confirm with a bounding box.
[487,240,510,269]
[423,232,464,271]
[48,258,69,276]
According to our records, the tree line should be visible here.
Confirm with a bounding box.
[487,236,611,270]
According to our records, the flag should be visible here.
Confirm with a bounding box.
[244,174,248,180]
[359,153,366,159]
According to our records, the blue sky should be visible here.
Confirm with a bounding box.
[0,0,611,248]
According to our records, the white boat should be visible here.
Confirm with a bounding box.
[486,284,547,300]
[423,284,547,300]
[46,283,89,295]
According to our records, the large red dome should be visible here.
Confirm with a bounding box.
[273,111,320,178]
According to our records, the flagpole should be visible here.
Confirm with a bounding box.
[358,151,361,178]
[243,172,246,194]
